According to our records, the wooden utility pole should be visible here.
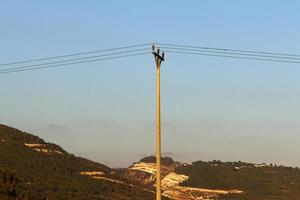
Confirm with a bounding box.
[152,45,164,200]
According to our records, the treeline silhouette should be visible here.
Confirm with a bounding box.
[176,160,300,200]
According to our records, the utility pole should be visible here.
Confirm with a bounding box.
[152,45,164,200]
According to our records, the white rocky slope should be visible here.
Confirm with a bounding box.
[126,162,243,200]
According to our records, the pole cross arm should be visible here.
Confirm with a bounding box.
[152,45,165,64]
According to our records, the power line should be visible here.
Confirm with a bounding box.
[161,46,300,61]
[165,50,300,64]
[0,52,151,75]
[0,43,152,67]
[157,43,300,58]
[2,42,300,75]
[0,48,150,73]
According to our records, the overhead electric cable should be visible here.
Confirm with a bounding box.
[161,46,300,61]
[157,43,300,58]
[0,52,151,75]
[165,50,300,64]
[2,42,300,75]
[0,48,150,73]
[0,43,152,67]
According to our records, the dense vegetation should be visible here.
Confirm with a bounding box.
[140,156,182,168]
[0,169,41,200]
[140,156,174,165]
[176,160,300,200]
[0,124,155,200]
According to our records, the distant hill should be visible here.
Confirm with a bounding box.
[125,157,243,199]
[125,158,300,199]
[175,160,300,200]
[0,124,156,200]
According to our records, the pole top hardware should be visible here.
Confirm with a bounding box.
[152,45,165,64]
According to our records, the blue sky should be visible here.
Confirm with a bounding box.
[1,1,300,167]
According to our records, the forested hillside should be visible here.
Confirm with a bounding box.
[175,160,300,200]
[0,124,155,200]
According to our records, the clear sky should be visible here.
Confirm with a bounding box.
[1,1,300,168]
